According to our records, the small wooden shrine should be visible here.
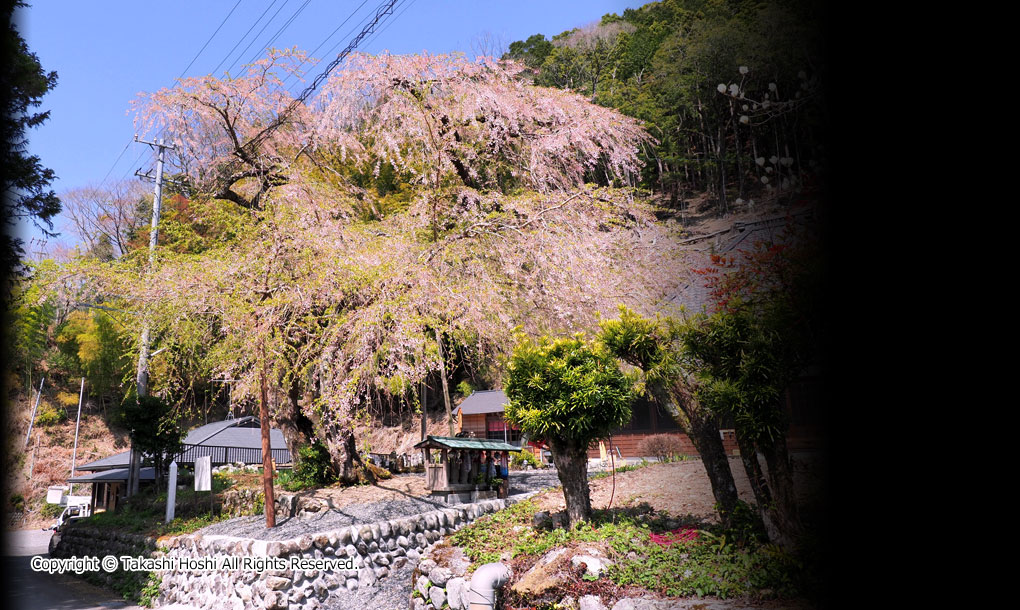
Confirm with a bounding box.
[413,435,522,504]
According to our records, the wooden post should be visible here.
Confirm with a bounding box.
[469,450,479,484]
[259,343,276,528]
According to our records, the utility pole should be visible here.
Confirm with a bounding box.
[69,378,85,495]
[24,376,44,448]
[128,136,175,497]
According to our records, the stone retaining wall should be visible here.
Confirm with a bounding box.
[158,496,523,609]
[54,495,526,609]
[50,526,159,592]
[220,489,337,520]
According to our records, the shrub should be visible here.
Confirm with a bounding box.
[56,391,80,408]
[41,502,64,518]
[35,402,67,426]
[290,442,337,489]
[510,450,541,470]
[456,380,474,397]
[638,434,685,462]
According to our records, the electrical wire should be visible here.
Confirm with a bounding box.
[208,0,281,78]
[280,0,372,91]
[176,0,243,81]
[222,0,293,77]
[242,0,312,67]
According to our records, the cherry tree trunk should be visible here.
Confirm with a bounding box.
[326,428,373,486]
[302,395,374,486]
[549,438,592,526]
[278,380,317,461]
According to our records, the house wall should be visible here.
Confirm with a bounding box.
[458,413,487,438]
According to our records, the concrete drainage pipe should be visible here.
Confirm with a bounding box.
[467,562,512,610]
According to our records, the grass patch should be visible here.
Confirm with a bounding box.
[449,499,807,600]
[589,459,654,480]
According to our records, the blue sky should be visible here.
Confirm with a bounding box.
[14,0,648,255]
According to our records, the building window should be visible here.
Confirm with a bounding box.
[486,414,521,442]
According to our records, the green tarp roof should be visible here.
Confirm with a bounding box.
[413,435,522,452]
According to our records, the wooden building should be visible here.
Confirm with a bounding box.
[413,435,521,504]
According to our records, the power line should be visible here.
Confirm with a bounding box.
[359,0,418,54]
[209,0,281,78]
[222,0,293,77]
[242,0,312,67]
[177,0,244,81]
[281,0,373,91]
[97,2,250,194]
[293,0,400,104]
[240,0,401,157]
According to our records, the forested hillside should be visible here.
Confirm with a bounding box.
[505,0,827,210]
[6,0,829,525]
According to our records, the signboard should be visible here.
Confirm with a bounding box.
[195,455,212,491]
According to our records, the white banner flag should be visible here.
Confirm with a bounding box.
[195,455,212,491]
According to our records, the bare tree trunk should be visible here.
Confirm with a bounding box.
[549,438,592,526]
[736,430,771,509]
[684,406,739,525]
[758,434,803,549]
[655,382,740,526]
[435,328,454,435]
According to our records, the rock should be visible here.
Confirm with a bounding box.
[397,535,410,548]
[412,597,425,610]
[313,580,328,598]
[429,566,452,587]
[374,566,389,579]
[511,547,570,598]
[579,595,608,610]
[393,556,408,569]
[558,595,579,610]
[264,576,291,591]
[571,555,611,578]
[358,525,374,542]
[263,591,288,609]
[429,586,447,609]
[418,558,437,575]
[446,577,467,610]
[345,577,359,591]
[406,548,421,563]
[336,528,352,546]
[611,599,689,610]
[416,575,431,597]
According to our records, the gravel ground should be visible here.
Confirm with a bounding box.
[195,470,561,542]
[322,563,417,610]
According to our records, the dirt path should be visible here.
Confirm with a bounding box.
[533,455,825,522]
